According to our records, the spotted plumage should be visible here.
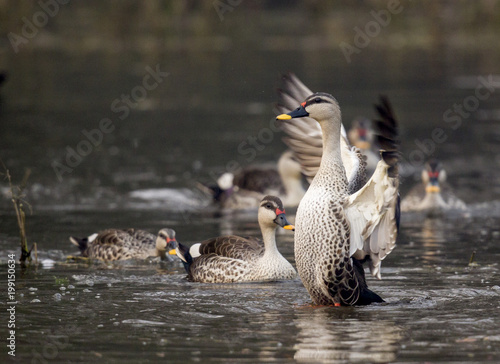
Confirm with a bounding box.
[69,228,176,261]
[170,196,297,283]
[277,89,400,306]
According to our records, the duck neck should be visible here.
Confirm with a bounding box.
[315,118,348,193]
[260,224,279,259]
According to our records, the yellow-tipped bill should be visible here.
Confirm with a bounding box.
[168,249,177,255]
[276,114,292,120]
[283,224,295,231]
[354,141,371,150]
[426,185,441,193]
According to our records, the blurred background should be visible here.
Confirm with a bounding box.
[1,0,500,223]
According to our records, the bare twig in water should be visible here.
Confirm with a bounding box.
[1,160,34,267]
[468,250,478,267]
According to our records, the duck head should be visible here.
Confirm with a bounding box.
[156,228,177,252]
[422,160,446,194]
[350,117,373,150]
[276,92,341,124]
[258,195,294,231]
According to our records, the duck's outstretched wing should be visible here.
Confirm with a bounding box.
[275,73,366,193]
[345,96,400,279]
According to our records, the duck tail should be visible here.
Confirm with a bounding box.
[352,258,385,305]
[175,242,194,274]
[358,287,385,305]
[69,236,89,254]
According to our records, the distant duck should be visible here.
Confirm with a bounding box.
[169,195,297,282]
[214,150,306,209]
[401,160,466,215]
[70,228,177,261]
[347,117,379,174]
[276,89,400,306]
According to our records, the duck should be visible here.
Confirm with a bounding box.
[69,228,177,261]
[275,73,368,195]
[347,117,379,174]
[401,159,466,215]
[276,92,400,306]
[169,195,297,282]
[213,150,306,209]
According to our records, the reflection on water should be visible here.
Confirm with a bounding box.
[294,308,403,363]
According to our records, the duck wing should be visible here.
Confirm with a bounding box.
[233,167,284,194]
[196,235,265,261]
[125,228,156,245]
[84,229,136,260]
[275,73,366,193]
[345,96,400,279]
[93,229,132,247]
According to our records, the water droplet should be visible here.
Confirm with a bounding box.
[68,285,75,289]
[53,293,62,301]
[31,299,41,303]
[60,287,66,291]
[29,287,38,291]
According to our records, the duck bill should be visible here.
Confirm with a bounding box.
[426,179,440,193]
[276,105,309,120]
[354,141,371,150]
[274,213,295,231]
[426,185,441,193]
[168,249,177,256]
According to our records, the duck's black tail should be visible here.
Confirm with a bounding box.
[353,258,385,305]
[69,236,89,254]
[170,241,193,274]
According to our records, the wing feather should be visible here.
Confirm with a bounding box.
[276,73,365,190]
[198,235,264,261]
[346,96,400,279]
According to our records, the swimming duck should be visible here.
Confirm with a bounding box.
[276,93,400,306]
[69,228,177,261]
[347,117,379,174]
[276,73,368,195]
[215,150,306,209]
[401,160,466,215]
[169,195,297,282]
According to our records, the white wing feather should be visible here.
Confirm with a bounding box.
[345,158,399,279]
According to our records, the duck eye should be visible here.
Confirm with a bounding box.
[315,98,322,103]
[266,204,272,209]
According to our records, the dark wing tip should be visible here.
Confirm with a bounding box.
[373,95,400,175]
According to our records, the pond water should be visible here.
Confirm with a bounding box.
[1,2,500,363]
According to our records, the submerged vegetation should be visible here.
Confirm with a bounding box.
[1,160,35,267]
